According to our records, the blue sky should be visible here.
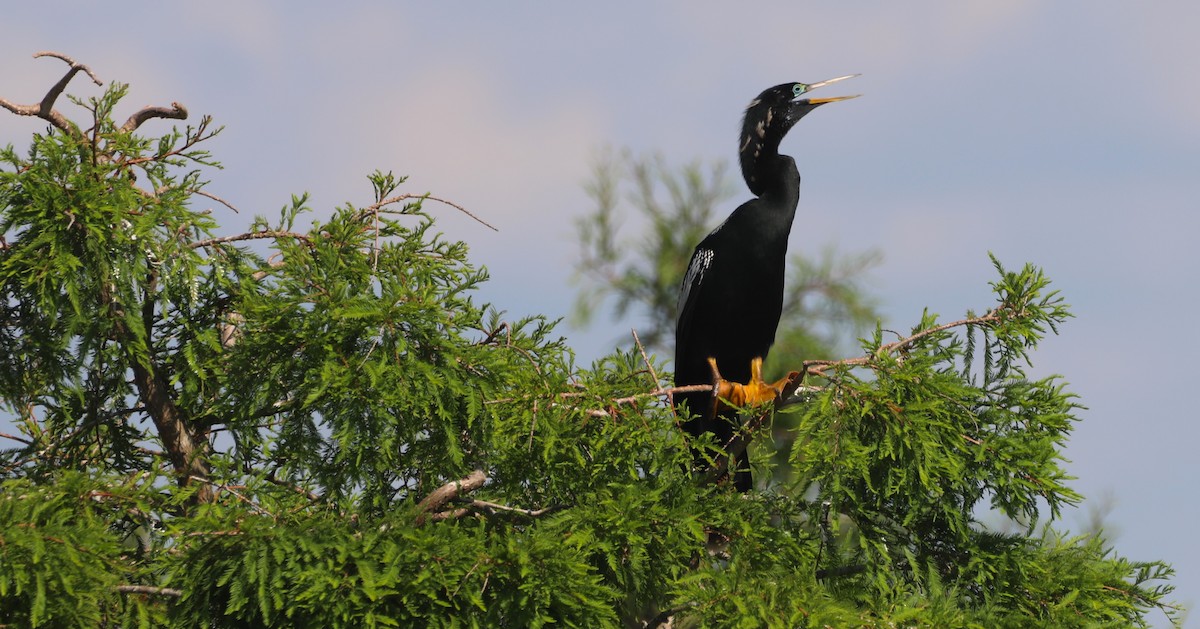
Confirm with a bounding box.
[2,4,1197,623]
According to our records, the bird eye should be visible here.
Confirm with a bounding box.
[792,83,807,97]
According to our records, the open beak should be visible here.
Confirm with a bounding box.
[801,74,861,104]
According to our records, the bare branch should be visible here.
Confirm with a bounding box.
[415,469,487,525]
[121,102,187,133]
[0,51,102,136]
[33,51,103,84]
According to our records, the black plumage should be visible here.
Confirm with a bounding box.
[674,76,858,491]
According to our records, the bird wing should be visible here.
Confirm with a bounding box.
[675,245,716,384]
[677,247,714,326]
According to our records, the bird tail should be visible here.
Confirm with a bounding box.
[732,452,752,492]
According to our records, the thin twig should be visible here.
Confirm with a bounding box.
[0,431,32,445]
[120,115,216,167]
[188,476,273,517]
[192,188,241,213]
[363,193,498,232]
[631,329,662,390]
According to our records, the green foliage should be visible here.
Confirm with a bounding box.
[0,73,1180,627]
[0,472,168,627]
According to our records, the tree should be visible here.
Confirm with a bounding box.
[0,53,1181,628]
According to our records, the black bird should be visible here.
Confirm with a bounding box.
[674,76,859,491]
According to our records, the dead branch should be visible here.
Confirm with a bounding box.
[0,52,190,139]
[0,51,102,137]
[121,102,188,133]
[415,469,487,525]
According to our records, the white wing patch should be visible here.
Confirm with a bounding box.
[678,247,714,312]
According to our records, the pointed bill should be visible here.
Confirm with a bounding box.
[805,74,860,92]
[806,94,861,105]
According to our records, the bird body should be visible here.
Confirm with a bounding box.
[674,77,858,491]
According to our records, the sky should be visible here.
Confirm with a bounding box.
[2,3,1197,624]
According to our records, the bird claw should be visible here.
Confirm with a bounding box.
[707,356,791,411]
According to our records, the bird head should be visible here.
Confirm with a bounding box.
[739,75,859,194]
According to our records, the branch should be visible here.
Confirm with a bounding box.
[0,431,32,445]
[189,230,311,250]
[189,476,272,516]
[102,279,211,501]
[0,51,102,137]
[192,188,241,213]
[694,310,1003,485]
[116,584,183,598]
[121,102,187,133]
[802,309,1001,377]
[466,499,560,518]
[415,470,487,525]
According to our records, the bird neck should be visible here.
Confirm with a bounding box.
[745,153,800,224]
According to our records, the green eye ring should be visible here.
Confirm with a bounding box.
[792,83,807,97]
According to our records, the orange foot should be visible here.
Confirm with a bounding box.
[707,356,791,411]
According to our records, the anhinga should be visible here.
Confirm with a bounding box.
[674,75,859,491]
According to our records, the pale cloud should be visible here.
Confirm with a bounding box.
[671,3,1040,76]
[333,61,608,236]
